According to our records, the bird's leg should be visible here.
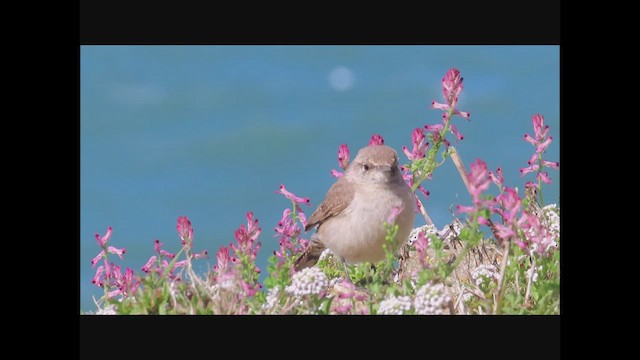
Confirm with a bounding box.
[341,257,353,284]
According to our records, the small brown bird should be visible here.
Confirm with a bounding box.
[294,144,415,282]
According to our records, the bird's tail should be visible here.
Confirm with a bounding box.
[293,235,326,271]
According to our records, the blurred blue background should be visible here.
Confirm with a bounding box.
[80,46,559,312]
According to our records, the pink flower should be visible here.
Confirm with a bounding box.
[414,231,430,267]
[431,68,470,120]
[153,239,163,253]
[519,164,539,176]
[494,187,521,225]
[532,113,549,139]
[337,144,350,169]
[449,124,464,141]
[277,184,311,206]
[492,222,517,241]
[331,144,350,177]
[95,226,112,248]
[386,204,405,225]
[176,216,193,247]
[519,212,557,256]
[334,279,358,310]
[520,114,559,183]
[159,249,175,259]
[90,252,104,268]
[401,166,430,196]
[424,124,451,148]
[213,246,232,274]
[538,172,552,184]
[107,246,126,260]
[542,160,559,170]
[245,212,261,240]
[402,128,429,161]
[489,167,504,187]
[141,256,157,273]
[92,265,105,287]
[467,159,491,206]
[193,249,208,260]
[91,226,126,268]
[241,280,260,297]
[369,134,384,145]
[230,212,262,270]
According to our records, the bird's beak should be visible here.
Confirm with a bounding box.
[379,165,392,174]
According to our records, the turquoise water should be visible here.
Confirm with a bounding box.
[80,45,560,312]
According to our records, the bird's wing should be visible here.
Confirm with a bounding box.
[304,177,355,232]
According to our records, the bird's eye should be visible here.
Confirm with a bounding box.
[363,164,369,171]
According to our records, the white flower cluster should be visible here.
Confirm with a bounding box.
[377,295,412,315]
[285,267,328,297]
[96,304,117,315]
[262,286,280,310]
[408,224,438,245]
[413,282,451,315]
[543,204,560,239]
[471,264,499,286]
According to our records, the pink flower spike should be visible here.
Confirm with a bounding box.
[107,246,126,260]
[403,128,429,160]
[277,184,311,206]
[337,144,350,170]
[246,212,262,241]
[369,134,384,145]
[95,226,112,248]
[176,216,194,246]
[468,159,491,201]
[542,160,560,169]
[214,246,232,273]
[531,114,549,139]
[141,256,157,273]
[331,169,343,178]
[387,204,405,225]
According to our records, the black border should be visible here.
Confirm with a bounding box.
[80,0,560,45]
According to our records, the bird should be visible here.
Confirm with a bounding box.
[294,144,415,283]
